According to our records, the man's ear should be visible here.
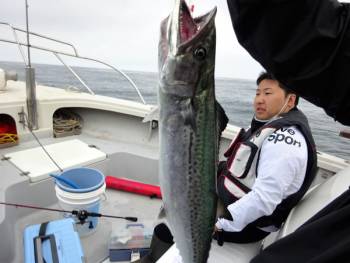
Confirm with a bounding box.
[288,94,297,108]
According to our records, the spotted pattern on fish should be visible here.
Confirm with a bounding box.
[158,2,228,261]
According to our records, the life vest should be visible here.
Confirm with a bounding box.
[217,108,317,228]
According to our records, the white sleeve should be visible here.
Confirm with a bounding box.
[216,126,308,232]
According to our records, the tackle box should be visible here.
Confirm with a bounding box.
[108,223,153,262]
[23,218,84,263]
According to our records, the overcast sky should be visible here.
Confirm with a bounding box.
[0,0,265,79]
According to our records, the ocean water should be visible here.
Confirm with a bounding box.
[1,61,349,161]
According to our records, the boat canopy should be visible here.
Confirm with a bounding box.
[227,0,350,126]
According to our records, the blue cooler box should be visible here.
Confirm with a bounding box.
[24,218,84,263]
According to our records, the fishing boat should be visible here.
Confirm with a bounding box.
[1,4,350,263]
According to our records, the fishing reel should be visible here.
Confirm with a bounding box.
[71,210,96,228]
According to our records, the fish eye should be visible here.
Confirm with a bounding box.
[193,46,207,60]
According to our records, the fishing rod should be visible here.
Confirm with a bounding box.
[0,202,138,225]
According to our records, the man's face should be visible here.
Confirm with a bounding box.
[254,79,290,120]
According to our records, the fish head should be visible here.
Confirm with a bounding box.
[159,0,217,98]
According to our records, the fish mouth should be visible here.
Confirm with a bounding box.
[169,0,216,53]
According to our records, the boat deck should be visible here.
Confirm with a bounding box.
[1,130,261,263]
[10,188,261,263]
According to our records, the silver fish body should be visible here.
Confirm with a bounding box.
[158,1,227,262]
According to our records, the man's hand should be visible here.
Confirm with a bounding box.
[213,225,220,234]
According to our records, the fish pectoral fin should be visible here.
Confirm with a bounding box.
[158,205,167,219]
[143,106,159,123]
[182,99,197,131]
[157,205,173,233]
[216,101,228,135]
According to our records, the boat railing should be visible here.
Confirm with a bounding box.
[0,21,146,104]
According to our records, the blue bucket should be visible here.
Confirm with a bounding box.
[55,167,105,193]
[54,167,106,236]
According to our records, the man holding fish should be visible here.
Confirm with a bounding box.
[214,71,317,244]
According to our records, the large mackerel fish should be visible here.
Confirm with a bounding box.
[158,0,228,262]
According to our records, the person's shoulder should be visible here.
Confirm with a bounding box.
[264,125,306,149]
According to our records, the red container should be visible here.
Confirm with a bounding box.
[105,176,162,199]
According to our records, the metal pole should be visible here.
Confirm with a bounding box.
[26,67,38,130]
[54,53,95,95]
[25,0,38,130]
[25,0,31,67]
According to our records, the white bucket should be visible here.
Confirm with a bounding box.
[55,183,106,236]
[54,168,106,236]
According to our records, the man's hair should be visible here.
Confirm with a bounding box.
[256,71,299,106]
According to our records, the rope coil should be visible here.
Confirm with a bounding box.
[53,110,83,137]
[0,133,18,144]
